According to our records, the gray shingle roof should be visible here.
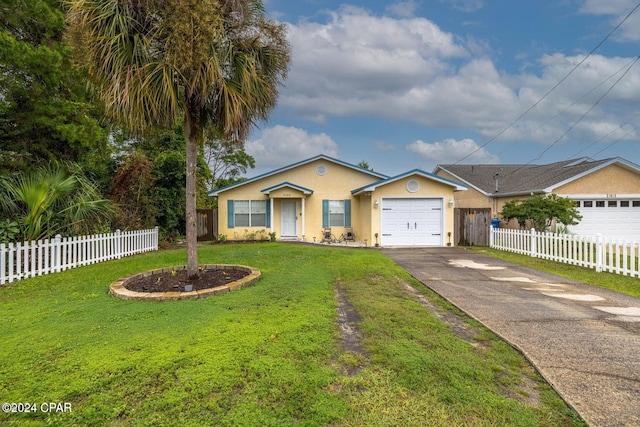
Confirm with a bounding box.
[435,158,616,196]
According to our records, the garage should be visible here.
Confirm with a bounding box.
[570,199,640,240]
[381,198,443,246]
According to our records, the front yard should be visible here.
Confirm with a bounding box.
[1,243,584,426]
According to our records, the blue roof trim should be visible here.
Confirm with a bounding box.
[208,154,388,196]
[352,169,468,194]
[261,181,313,195]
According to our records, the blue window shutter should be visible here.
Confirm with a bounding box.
[265,200,271,227]
[227,200,235,228]
[322,200,329,227]
[344,199,351,227]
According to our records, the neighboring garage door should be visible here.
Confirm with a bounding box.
[570,199,640,240]
[381,198,443,246]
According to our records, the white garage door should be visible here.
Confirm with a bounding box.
[570,199,640,240]
[381,198,443,246]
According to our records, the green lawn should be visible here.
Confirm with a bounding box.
[1,243,584,426]
[473,247,640,298]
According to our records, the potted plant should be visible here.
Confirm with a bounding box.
[269,232,276,242]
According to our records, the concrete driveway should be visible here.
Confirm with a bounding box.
[382,247,640,427]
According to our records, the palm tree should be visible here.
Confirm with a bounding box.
[0,163,115,241]
[66,0,290,278]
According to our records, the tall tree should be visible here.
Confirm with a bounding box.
[0,0,109,172]
[66,0,290,277]
[204,135,256,193]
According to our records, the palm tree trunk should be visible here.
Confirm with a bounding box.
[185,107,200,279]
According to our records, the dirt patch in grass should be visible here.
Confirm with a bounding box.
[400,281,485,348]
[124,268,249,293]
[400,280,541,408]
[335,285,369,375]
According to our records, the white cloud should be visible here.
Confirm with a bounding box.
[386,0,420,18]
[283,6,468,113]
[245,125,338,171]
[579,0,640,41]
[282,8,521,136]
[406,138,499,165]
[438,0,485,13]
[280,6,640,154]
[375,140,396,151]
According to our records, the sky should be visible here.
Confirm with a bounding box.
[242,0,640,177]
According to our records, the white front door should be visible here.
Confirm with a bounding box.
[281,200,297,237]
[381,198,443,246]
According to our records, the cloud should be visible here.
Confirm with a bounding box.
[283,6,469,113]
[579,0,640,41]
[280,5,640,153]
[375,141,396,151]
[245,125,338,171]
[406,138,500,165]
[386,0,420,17]
[282,7,521,135]
[438,0,485,13]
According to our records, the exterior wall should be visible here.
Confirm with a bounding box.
[554,164,640,195]
[366,175,458,246]
[435,170,492,209]
[215,159,380,242]
[356,193,372,245]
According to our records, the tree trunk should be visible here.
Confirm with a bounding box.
[184,108,200,279]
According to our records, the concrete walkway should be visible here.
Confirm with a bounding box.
[382,247,640,427]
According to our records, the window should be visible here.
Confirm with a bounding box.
[583,201,593,207]
[329,200,345,226]
[322,199,351,228]
[634,201,640,207]
[596,201,605,207]
[621,201,630,207]
[230,200,267,227]
[607,200,617,207]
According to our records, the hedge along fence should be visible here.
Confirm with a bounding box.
[1,228,158,285]
[490,227,640,278]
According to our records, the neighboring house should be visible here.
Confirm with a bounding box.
[434,157,640,240]
[209,154,467,247]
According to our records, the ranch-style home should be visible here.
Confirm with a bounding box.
[209,154,468,247]
[433,157,640,240]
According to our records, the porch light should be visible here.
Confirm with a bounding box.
[448,199,455,208]
[373,199,379,209]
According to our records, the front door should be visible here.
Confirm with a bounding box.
[281,200,297,237]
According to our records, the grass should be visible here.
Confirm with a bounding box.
[472,247,640,298]
[0,243,585,426]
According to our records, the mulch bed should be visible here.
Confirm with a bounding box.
[124,268,249,293]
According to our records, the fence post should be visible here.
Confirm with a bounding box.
[1,243,5,285]
[115,229,122,259]
[154,226,159,250]
[595,233,603,273]
[489,226,495,248]
[530,228,537,258]
[53,234,62,273]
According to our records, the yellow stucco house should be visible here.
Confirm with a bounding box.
[434,157,640,240]
[209,154,467,247]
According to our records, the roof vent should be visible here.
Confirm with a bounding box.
[493,173,499,193]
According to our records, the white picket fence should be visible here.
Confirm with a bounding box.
[1,228,159,285]
[490,228,640,278]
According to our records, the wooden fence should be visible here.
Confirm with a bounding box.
[454,208,491,246]
[490,228,640,278]
[197,209,217,241]
[1,228,159,285]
